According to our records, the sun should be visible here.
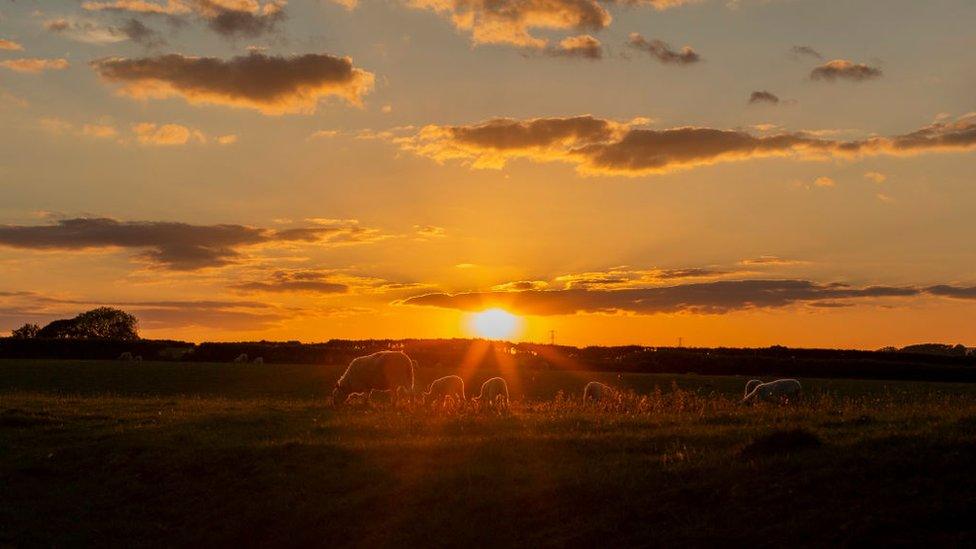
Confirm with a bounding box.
[469,308,521,340]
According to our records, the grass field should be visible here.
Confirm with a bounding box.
[3,359,976,546]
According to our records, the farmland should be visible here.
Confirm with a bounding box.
[3,359,976,546]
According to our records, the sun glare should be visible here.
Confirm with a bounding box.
[470,308,521,340]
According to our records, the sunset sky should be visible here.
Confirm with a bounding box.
[0,0,974,347]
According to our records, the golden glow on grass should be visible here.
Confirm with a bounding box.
[468,308,522,340]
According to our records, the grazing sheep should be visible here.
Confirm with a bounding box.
[741,379,802,404]
[583,381,617,402]
[332,351,415,407]
[117,352,133,361]
[233,353,249,363]
[744,379,763,399]
[424,375,465,406]
[253,357,264,365]
[473,377,509,409]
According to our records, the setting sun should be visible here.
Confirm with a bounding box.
[469,308,521,340]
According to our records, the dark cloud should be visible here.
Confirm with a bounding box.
[120,18,166,47]
[810,59,882,82]
[546,35,602,59]
[0,217,379,270]
[627,33,700,65]
[749,90,779,105]
[403,279,921,316]
[926,285,976,300]
[0,292,288,332]
[397,113,976,176]
[91,52,374,114]
[232,270,349,294]
[791,45,822,59]
[200,0,285,37]
[82,0,285,39]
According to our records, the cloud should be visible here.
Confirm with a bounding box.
[133,122,206,145]
[217,134,238,144]
[864,171,886,183]
[547,34,602,59]
[554,267,725,290]
[791,45,822,59]
[0,58,69,73]
[814,176,835,187]
[627,33,700,64]
[927,285,976,300]
[231,270,349,294]
[405,0,611,49]
[414,224,447,239]
[394,113,976,176]
[82,0,286,38]
[749,90,779,105]
[492,280,550,291]
[403,279,921,315]
[0,217,383,270]
[738,256,806,266]
[810,59,882,82]
[82,124,119,139]
[91,52,374,115]
[405,0,695,49]
[44,17,132,44]
[119,18,167,47]
[0,39,24,51]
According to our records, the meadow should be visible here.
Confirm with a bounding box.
[3,359,976,546]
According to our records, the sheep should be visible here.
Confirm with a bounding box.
[117,352,133,361]
[233,353,249,363]
[253,357,264,365]
[741,379,802,404]
[423,375,465,407]
[583,381,617,402]
[473,377,509,410]
[133,355,142,362]
[744,379,763,399]
[332,350,415,407]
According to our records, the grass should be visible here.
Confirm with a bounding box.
[3,359,976,546]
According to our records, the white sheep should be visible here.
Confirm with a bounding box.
[118,352,133,361]
[473,377,509,409]
[424,375,465,406]
[253,357,264,364]
[233,353,249,363]
[332,350,415,407]
[741,379,802,404]
[583,381,617,402]
[744,379,763,399]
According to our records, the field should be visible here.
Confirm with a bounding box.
[3,360,976,547]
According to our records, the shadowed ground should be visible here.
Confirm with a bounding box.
[2,360,976,547]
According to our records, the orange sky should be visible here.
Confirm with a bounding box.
[0,0,974,347]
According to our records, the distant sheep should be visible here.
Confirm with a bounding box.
[253,357,264,365]
[473,377,509,409]
[117,352,133,361]
[744,379,763,399]
[742,379,802,404]
[233,353,249,363]
[332,351,415,407]
[583,381,617,402]
[424,375,465,406]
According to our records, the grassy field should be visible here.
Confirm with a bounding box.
[3,360,976,547]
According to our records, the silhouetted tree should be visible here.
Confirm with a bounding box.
[36,308,139,340]
[11,323,40,339]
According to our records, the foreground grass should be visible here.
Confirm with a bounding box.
[4,379,976,546]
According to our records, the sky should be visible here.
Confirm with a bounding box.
[0,0,974,348]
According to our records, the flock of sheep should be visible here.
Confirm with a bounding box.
[331,350,804,409]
